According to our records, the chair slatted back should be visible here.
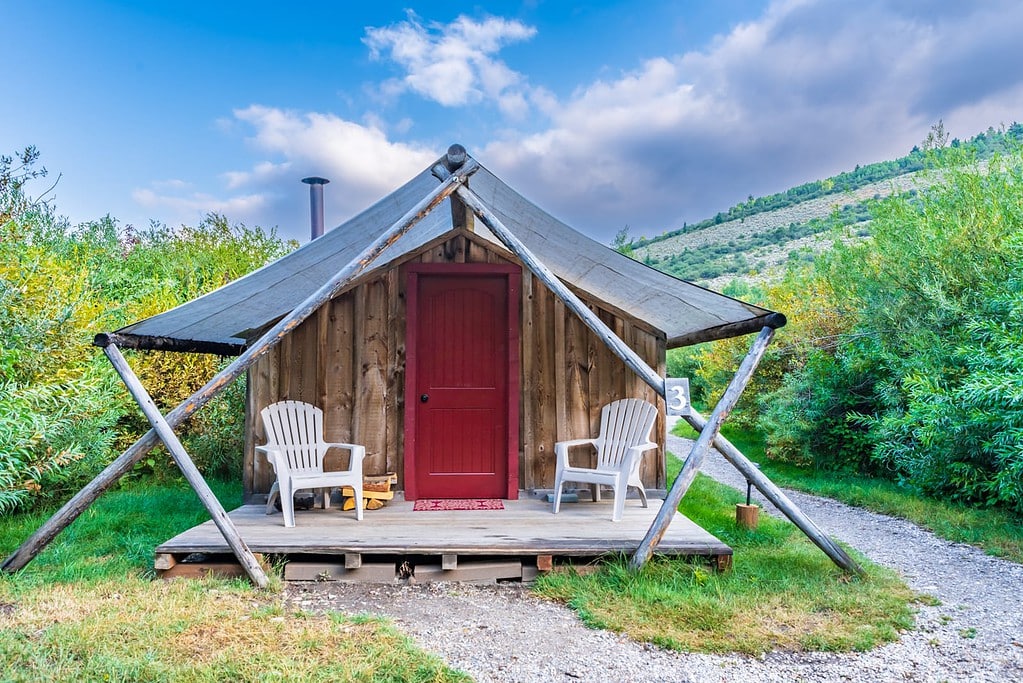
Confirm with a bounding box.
[596,398,658,471]
[260,401,325,474]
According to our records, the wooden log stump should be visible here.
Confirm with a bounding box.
[736,503,760,529]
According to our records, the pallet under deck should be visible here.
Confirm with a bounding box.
[155,494,732,582]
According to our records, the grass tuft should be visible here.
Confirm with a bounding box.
[534,461,917,655]
[0,478,468,682]
[0,576,467,682]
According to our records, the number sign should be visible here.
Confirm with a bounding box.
[665,378,691,416]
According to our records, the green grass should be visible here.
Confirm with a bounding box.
[0,455,943,664]
[686,422,1023,564]
[535,463,917,654]
[0,478,468,682]
[0,478,244,583]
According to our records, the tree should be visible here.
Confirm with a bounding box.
[611,225,633,256]
[0,147,296,511]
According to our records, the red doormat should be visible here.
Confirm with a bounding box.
[413,499,505,511]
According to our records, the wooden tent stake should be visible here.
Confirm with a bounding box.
[457,183,861,574]
[2,162,474,576]
[104,343,269,587]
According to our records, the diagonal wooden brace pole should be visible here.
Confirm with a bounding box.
[681,408,863,574]
[457,183,858,571]
[630,327,775,570]
[104,343,269,587]
[455,184,666,396]
[630,326,864,574]
[2,162,474,575]
[454,184,865,575]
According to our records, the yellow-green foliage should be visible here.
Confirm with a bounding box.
[0,151,296,511]
[668,263,850,428]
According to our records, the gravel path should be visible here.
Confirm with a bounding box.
[286,433,1023,682]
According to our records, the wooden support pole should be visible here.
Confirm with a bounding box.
[630,326,775,570]
[456,185,665,397]
[104,343,269,588]
[681,408,864,575]
[2,162,475,575]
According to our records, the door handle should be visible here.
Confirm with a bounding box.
[420,394,429,403]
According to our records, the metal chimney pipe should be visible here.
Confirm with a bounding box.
[301,176,330,240]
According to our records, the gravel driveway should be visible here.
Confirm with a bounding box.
[286,432,1023,682]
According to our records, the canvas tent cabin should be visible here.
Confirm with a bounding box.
[111,146,783,504]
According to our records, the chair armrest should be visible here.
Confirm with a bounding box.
[554,438,598,470]
[624,442,657,476]
[323,442,367,473]
[255,445,286,474]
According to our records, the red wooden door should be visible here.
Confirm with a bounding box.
[405,264,520,499]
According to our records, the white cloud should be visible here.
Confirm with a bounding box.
[223,161,291,190]
[135,106,438,240]
[232,105,436,194]
[481,0,1023,242]
[133,186,268,224]
[364,13,537,115]
[135,2,1023,245]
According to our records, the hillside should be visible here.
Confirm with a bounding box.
[629,123,1021,288]
[632,172,925,288]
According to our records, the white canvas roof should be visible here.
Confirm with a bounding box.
[113,151,783,352]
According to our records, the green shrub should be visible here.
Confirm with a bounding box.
[758,143,1023,511]
[0,148,294,510]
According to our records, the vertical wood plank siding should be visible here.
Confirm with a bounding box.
[244,232,667,496]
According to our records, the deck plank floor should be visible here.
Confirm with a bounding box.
[157,494,730,559]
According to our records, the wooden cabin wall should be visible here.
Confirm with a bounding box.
[244,232,666,497]
[520,273,667,493]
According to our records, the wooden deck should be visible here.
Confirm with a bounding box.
[155,493,731,582]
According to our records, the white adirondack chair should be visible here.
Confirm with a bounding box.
[552,398,658,522]
[257,400,366,527]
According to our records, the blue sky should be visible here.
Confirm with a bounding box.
[5,1,1023,244]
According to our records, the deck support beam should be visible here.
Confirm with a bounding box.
[2,160,475,576]
[103,343,269,588]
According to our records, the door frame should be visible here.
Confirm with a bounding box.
[403,262,521,500]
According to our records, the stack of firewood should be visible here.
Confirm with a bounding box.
[341,473,397,511]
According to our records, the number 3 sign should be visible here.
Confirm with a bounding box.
[664,378,691,416]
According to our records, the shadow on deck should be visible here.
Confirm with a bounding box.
[155,493,732,583]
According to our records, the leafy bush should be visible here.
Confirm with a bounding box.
[0,148,294,510]
[759,343,877,472]
[759,143,1023,511]
[862,234,1023,508]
